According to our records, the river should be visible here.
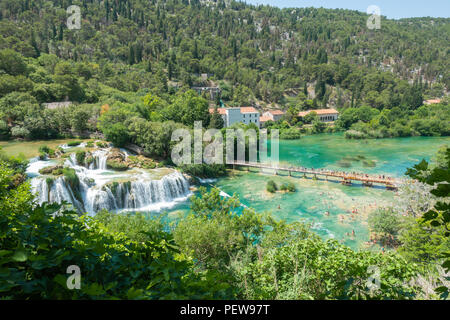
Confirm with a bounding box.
[14,134,450,250]
[171,134,450,250]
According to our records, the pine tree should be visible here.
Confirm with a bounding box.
[129,46,135,65]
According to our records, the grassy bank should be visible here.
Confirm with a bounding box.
[0,139,89,158]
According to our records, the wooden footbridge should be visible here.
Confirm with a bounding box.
[228,161,402,190]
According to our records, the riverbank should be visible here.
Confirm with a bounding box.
[0,138,89,158]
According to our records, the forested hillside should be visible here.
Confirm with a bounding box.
[0,0,448,108]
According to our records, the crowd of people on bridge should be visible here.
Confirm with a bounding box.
[284,166,399,183]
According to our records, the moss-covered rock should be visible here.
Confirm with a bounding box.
[127,155,157,169]
[106,149,129,171]
[75,150,86,164]
[39,165,63,175]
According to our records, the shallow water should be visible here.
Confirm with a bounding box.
[16,134,450,249]
[197,134,450,250]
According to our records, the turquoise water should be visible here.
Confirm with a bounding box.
[165,134,450,250]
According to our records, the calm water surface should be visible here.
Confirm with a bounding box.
[170,134,450,250]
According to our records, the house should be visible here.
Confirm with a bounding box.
[298,109,339,122]
[262,110,285,122]
[259,115,272,127]
[209,107,261,128]
[424,99,441,105]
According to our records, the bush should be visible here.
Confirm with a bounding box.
[96,141,108,148]
[62,167,80,200]
[180,163,227,178]
[344,130,368,139]
[287,182,296,192]
[67,140,82,147]
[266,180,278,193]
[103,123,129,147]
[280,182,296,192]
[75,151,86,164]
[279,128,302,140]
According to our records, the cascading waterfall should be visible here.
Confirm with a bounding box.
[84,172,190,213]
[28,148,191,214]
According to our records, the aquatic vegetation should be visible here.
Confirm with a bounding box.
[106,159,129,171]
[266,180,278,193]
[337,160,352,168]
[38,145,55,159]
[96,141,108,148]
[280,182,297,192]
[75,150,86,164]
[67,140,82,147]
[363,160,377,167]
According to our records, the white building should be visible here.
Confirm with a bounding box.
[298,109,339,122]
[209,107,260,128]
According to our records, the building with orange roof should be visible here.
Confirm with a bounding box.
[259,115,272,126]
[262,110,285,122]
[298,109,339,122]
[209,106,261,128]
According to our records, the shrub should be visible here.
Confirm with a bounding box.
[38,145,55,159]
[62,167,80,200]
[75,151,86,164]
[67,140,82,147]
[96,141,108,148]
[280,182,296,192]
[287,182,296,192]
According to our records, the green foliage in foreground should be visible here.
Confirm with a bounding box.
[174,187,423,300]
[0,157,444,300]
[0,163,232,299]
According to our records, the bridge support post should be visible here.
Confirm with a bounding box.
[288,170,291,177]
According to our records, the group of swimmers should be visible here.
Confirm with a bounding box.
[288,166,402,183]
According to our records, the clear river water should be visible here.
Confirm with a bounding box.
[167,133,450,250]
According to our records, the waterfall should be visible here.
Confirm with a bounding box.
[66,150,108,170]
[28,148,191,214]
[84,171,190,213]
[31,176,84,212]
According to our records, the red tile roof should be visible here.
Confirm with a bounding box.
[240,107,259,113]
[424,99,441,104]
[208,107,227,115]
[259,116,272,122]
[267,110,285,115]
